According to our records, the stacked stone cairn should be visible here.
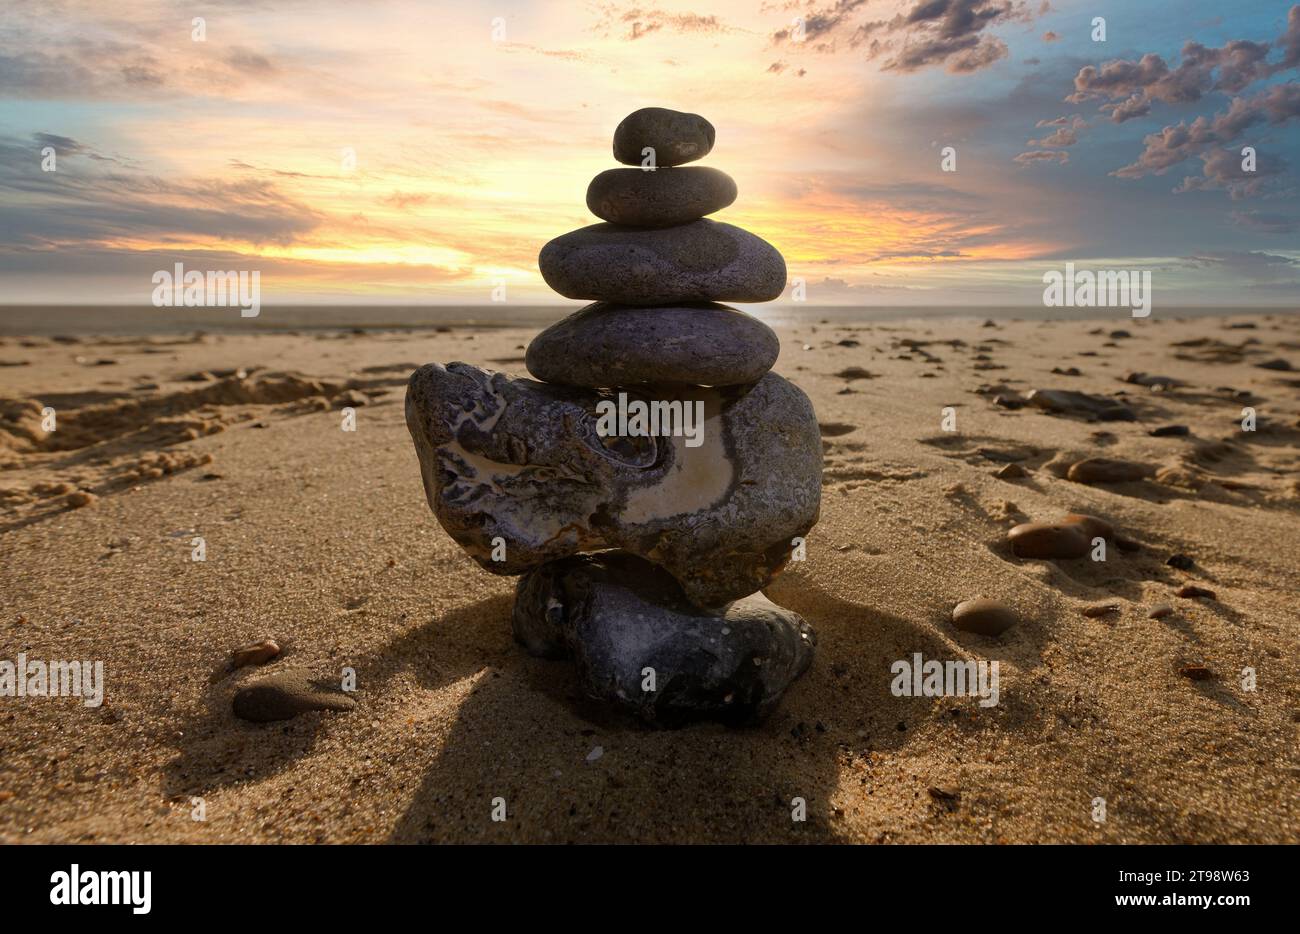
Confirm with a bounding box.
[405,108,823,726]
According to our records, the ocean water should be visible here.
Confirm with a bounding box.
[0,304,1293,336]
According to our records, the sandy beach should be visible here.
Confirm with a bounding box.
[1,311,1298,844]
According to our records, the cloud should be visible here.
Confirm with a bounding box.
[771,0,870,45]
[223,47,278,76]
[1181,250,1297,270]
[1028,114,1086,147]
[32,133,91,158]
[1113,83,1300,180]
[1069,42,1276,118]
[23,132,129,167]
[500,44,595,63]
[0,246,480,292]
[1280,5,1300,70]
[0,36,290,100]
[1104,93,1152,123]
[1230,209,1300,233]
[382,191,435,211]
[767,60,807,77]
[1180,249,1300,294]
[1028,126,1077,146]
[1173,146,1290,199]
[1013,149,1068,164]
[0,134,325,249]
[593,4,730,41]
[880,0,1033,74]
[1069,8,1298,124]
[1179,251,1300,292]
[0,0,322,103]
[770,0,1036,75]
[1024,115,1086,150]
[815,177,987,214]
[805,275,924,295]
[1035,115,1086,128]
[869,248,965,260]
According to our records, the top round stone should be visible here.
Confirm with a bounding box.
[613,107,716,167]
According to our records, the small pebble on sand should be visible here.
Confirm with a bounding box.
[1067,458,1148,484]
[1009,513,1113,559]
[1082,604,1119,618]
[232,638,281,669]
[951,598,1018,636]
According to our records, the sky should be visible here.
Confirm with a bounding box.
[0,0,1298,307]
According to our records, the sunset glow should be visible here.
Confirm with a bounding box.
[2,0,1298,306]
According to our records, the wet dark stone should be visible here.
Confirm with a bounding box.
[513,553,814,726]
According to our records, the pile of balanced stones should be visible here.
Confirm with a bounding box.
[405,108,822,726]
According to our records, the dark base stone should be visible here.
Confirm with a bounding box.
[513,553,815,727]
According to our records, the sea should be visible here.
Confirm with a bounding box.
[0,304,1294,336]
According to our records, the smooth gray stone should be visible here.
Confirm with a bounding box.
[405,362,822,607]
[613,107,715,167]
[951,598,1018,636]
[514,553,815,726]
[539,220,786,306]
[232,671,356,722]
[526,302,779,388]
[586,167,737,227]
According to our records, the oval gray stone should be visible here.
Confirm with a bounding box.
[526,302,779,388]
[539,220,786,306]
[514,552,815,725]
[405,362,821,607]
[613,107,715,167]
[951,598,1018,636]
[586,167,737,227]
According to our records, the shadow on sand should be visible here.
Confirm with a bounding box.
[165,572,974,842]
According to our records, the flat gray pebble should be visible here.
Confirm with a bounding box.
[539,219,786,306]
[586,166,736,227]
[526,302,778,387]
